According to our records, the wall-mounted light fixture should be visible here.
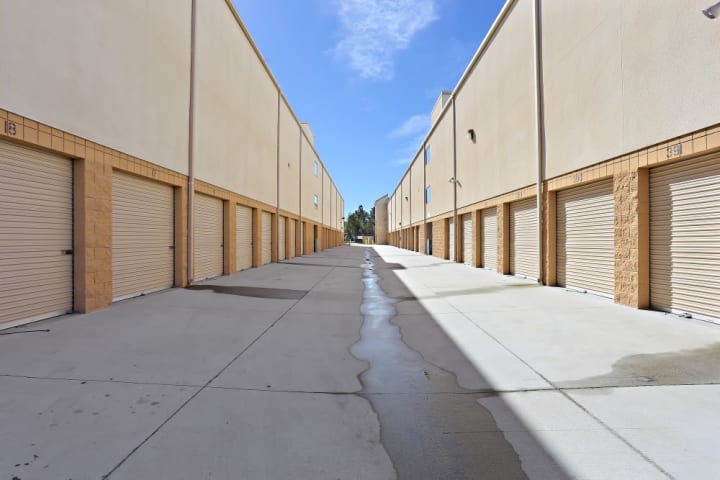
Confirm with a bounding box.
[404,196,409,201]
[703,1,720,18]
[467,128,476,143]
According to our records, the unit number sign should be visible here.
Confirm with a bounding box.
[3,120,17,136]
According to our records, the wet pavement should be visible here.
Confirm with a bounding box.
[353,249,551,479]
[1,244,720,479]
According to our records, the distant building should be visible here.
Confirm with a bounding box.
[374,195,389,244]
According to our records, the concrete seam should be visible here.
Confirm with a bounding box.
[399,258,675,480]
[101,265,338,479]
[460,310,675,479]
[2,373,712,398]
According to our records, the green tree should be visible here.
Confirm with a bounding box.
[345,204,375,241]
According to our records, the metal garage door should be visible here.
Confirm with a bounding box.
[262,211,272,265]
[462,214,473,266]
[481,209,497,270]
[0,141,73,325]
[556,179,614,296]
[289,220,296,258]
[236,204,252,271]
[278,216,286,261]
[449,217,455,261]
[194,193,223,280]
[650,154,720,320]
[510,197,538,279]
[112,171,174,301]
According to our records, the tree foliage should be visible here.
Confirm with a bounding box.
[345,205,375,241]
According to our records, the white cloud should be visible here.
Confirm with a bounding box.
[388,114,430,139]
[333,0,438,80]
[389,157,411,166]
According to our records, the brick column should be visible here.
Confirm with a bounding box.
[271,213,278,262]
[174,185,188,287]
[73,153,112,313]
[285,217,292,258]
[472,210,481,267]
[432,219,445,259]
[614,170,649,308]
[224,201,236,274]
[252,208,262,268]
[543,190,557,286]
[498,203,510,274]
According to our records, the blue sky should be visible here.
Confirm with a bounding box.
[232,0,506,219]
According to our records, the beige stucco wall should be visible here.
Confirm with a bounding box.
[401,173,411,227]
[410,153,425,224]
[329,182,336,229]
[279,98,300,215]
[374,196,389,244]
[425,114,454,219]
[194,0,278,206]
[0,0,191,174]
[301,136,322,223]
[394,189,401,230]
[323,171,331,227]
[388,193,394,232]
[338,194,345,232]
[543,0,720,178]
[455,0,535,207]
[431,92,452,127]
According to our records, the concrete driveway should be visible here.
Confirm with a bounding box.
[0,245,718,479]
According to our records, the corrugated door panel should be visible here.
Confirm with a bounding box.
[262,212,272,265]
[194,193,223,280]
[481,209,497,270]
[112,171,174,300]
[279,216,286,261]
[510,197,538,278]
[289,220,296,258]
[449,218,455,261]
[235,205,252,271]
[0,141,73,325]
[650,154,720,320]
[463,214,473,266]
[556,179,614,296]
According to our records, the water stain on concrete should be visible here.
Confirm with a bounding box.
[186,285,307,300]
[351,249,539,479]
[560,342,720,390]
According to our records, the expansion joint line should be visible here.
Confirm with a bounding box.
[101,266,337,479]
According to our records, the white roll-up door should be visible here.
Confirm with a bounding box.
[510,197,538,279]
[112,171,174,301]
[262,211,272,265]
[448,217,455,261]
[289,220,296,258]
[650,154,720,320]
[481,209,498,270]
[278,216,286,261]
[462,214,473,266]
[194,193,223,280]
[0,141,73,325]
[236,204,252,271]
[556,179,615,296]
